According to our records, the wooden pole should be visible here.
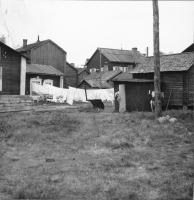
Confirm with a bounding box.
[153,0,162,117]
[99,48,102,89]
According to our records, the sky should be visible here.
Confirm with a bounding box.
[0,0,193,67]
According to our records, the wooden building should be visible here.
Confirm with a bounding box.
[66,62,78,87]
[0,41,28,95]
[77,68,90,84]
[0,42,33,112]
[77,70,122,89]
[26,64,65,95]
[86,47,145,73]
[130,52,194,109]
[113,72,154,112]
[17,38,66,87]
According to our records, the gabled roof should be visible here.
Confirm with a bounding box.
[16,39,66,53]
[85,70,122,81]
[76,67,90,75]
[87,48,145,66]
[131,52,194,74]
[77,79,112,89]
[0,41,30,60]
[26,64,65,76]
[66,62,77,72]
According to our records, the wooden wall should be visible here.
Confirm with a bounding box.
[0,44,21,95]
[133,71,185,106]
[29,41,66,76]
[87,50,109,71]
[66,63,78,87]
[188,65,194,106]
[25,74,60,95]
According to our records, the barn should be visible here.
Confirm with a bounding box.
[17,38,66,87]
[66,62,78,87]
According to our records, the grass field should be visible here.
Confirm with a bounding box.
[0,102,193,200]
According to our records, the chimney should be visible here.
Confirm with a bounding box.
[23,39,27,47]
[37,35,40,43]
[146,47,149,57]
[132,47,137,51]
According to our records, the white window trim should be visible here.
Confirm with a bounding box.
[30,77,42,95]
[44,79,53,86]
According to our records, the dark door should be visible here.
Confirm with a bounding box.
[125,82,154,112]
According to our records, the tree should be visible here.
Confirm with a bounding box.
[153,0,162,117]
[0,35,6,44]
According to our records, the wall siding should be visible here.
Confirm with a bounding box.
[25,74,60,95]
[188,65,194,105]
[133,71,184,106]
[31,42,66,74]
[0,44,21,95]
[87,50,109,71]
[66,64,78,87]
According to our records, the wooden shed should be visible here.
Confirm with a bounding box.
[113,72,154,112]
[131,52,194,109]
[66,62,78,87]
[17,38,66,87]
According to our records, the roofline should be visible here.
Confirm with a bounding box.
[17,39,67,54]
[146,51,194,58]
[0,41,30,60]
[66,62,78,72]
[112,78,154,82]
[26,72,65,76]
[78,68,90,75]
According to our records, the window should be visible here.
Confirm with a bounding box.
[113,66,120,71]
[44,79,53,85]
[30,77,42,95]
[0,67,2,91]
[90,68,96,73]
[128,65,133,72]
[101,67,104,72]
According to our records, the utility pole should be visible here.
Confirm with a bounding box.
[99,48,102,89]
[153,0,162,117]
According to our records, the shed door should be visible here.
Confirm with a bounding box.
[125,82,154,112]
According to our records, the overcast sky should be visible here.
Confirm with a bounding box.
[0,0,193,67]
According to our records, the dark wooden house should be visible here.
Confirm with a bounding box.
[66,62,78,87]
[130,52,194,109]
[77,68,90,84]
[26,64,65,95]
[17,38,66,87]
[0,41,28,95]
[0,42,33,112]
[77,70,122,89]
[86,47,145,73]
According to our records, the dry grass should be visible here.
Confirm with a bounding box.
[0,102,193,200]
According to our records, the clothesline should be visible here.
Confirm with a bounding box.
[31,83,114,105]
